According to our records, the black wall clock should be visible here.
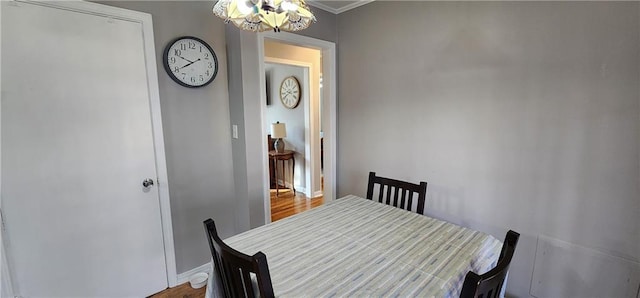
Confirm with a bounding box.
[163,36,218,88]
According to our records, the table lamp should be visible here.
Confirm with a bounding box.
[271,122,287,153]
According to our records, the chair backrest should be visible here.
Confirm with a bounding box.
[203,219,275,298]
[460,230,520,298]
[365,171,428,214]
[267,134,274,151]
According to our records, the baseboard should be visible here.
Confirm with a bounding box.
[275,179,305,194]
[274,181,322,198]
[176,262,212,285]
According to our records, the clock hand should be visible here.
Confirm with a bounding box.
[178,58,201,70]
[177,55,194,63]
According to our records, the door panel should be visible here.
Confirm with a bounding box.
[1,2,167,296]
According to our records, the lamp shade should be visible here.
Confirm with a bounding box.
[271,122,287,138]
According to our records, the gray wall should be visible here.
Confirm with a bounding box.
[337,2,640,296]
[300,7,337,43]
[95,1,237,274]
[265,63,307,188]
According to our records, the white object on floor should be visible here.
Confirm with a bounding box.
[189,273,209,289]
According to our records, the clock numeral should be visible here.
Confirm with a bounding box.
[189,41,196,49]
[199,75,204,82]
[191,76,197,83]
[181,73,186,80]
[205,70,210,76]
[180,43,186,51]
[204,53,209,60]
[200,46,203,53]
[174,66,180,73]
[208,62,213,69]
[169,57,176,64]
[173,49,182,56]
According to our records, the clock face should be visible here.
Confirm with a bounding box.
[280,76,301,109]
[163,36,218,88]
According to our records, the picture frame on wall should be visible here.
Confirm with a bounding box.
[265,70,271,106]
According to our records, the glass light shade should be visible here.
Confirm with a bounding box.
[212,0,316,32]
[235,0,254,14]
[281,0,298,12]
[271,122,287,138]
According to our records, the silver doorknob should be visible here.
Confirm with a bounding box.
[142,178,154,188]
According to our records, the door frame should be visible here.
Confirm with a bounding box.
[0,0,178,289]
[263,58,315,198]
[257,32,337,223]
[0,2,9,296]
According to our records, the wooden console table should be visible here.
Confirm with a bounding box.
[269,150,295,197]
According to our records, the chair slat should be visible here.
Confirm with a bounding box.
[242,269,255,297]
[385,184,392,205]
[393,187,400,207]
[226,261,244,297]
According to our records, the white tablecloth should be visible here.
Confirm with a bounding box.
[207,195,502,297]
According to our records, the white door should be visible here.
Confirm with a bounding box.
[1,1,168,296]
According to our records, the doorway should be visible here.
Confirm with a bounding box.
[257,33,336,224]
[264,43,321,193]
[264,55,319,221]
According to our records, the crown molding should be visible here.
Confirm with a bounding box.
[307,0,374,14]
[307,1,339,14]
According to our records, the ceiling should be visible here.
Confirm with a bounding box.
[307,0,374,14]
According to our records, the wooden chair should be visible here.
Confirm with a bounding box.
[268,134,276,188]
[366,171,428,214]
[460,230,520,298]
[203,219,275,298]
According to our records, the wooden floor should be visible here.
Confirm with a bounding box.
[270,188,324,222]
[151,189,323,297]
[148,283,206,298]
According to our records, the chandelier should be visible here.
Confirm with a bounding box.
[213,0,316,32]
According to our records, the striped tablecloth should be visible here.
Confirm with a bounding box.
[209,195,502,297]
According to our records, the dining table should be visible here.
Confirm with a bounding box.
[206,195,503,297]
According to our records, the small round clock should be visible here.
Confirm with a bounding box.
[163,36,218,88]
[279,76,301,109]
